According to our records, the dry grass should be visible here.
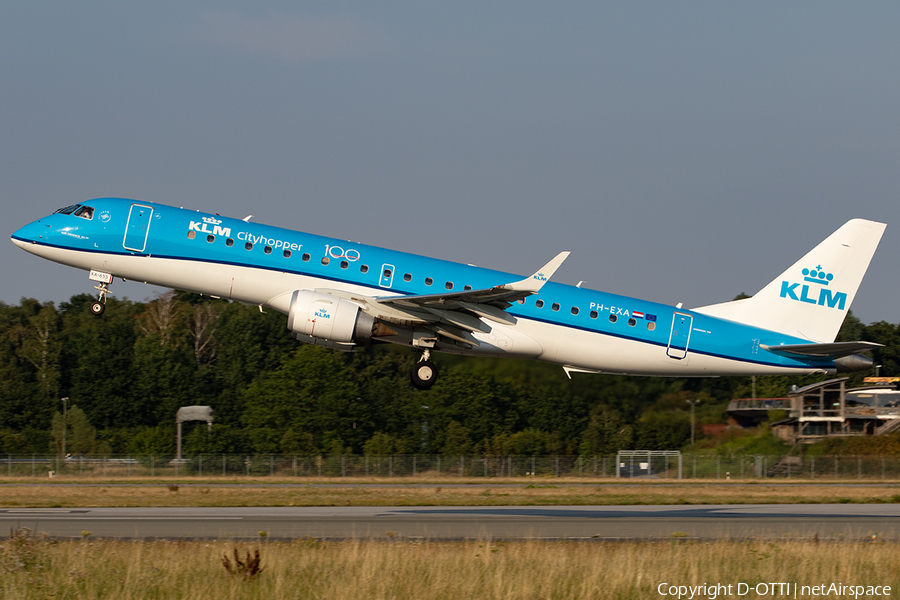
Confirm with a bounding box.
[0,480,899,508]
[0,534,897,599]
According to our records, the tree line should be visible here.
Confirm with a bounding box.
[0,292,896,456]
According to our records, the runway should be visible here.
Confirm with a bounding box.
[1,504,898,541]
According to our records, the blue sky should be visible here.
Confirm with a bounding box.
[3,2,899,324]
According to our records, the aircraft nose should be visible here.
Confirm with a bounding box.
[11,219,46,249]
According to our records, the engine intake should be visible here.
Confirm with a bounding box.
[287,290,375,347]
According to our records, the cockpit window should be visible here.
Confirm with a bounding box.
[53,204,94,219]
[73,206,94,220]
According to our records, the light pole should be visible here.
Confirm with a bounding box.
[876,364,883,377]
[61,397,68,460]
[686,399,701,446]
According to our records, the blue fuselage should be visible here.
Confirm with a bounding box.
[12,197,836,376]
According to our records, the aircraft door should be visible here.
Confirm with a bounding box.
[379,264,395,288]
[667,312,693,359]
[123,204,154,253]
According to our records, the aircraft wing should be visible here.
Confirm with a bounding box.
[315,252,569,345]
[382,251,569,312]
[760,341,883,359]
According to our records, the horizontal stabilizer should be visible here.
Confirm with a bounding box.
[761,341,882,359]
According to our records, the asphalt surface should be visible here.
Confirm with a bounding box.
[2,504,898,541]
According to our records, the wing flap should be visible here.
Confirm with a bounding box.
[457,301,517,325]
[423,307,492,334]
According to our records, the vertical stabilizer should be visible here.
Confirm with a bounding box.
[693,219,886,342]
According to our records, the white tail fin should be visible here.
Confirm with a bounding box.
[694,219,886,342]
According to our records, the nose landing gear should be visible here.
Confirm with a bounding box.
[88,271,113,316]
[90,282,109,316]
[411,349,439,390]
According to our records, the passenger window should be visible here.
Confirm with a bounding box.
[425,277,433,286]
[207,235,215,243]
[264,246,272,254]
[187,231,196,240]
[590,310,598,319]
[383,268,392,278]
[226,238,234,247]
[465,285,473,291]
[535,300,544,308]
[321,257,330,265]
[302,253,310,261]
[283,249,291,258]
[571,307,579,315]
[341,261,349,269]
[404,273,412,282]
[647,322,656,331]
[360,264,368,273]
[245,242,253,251]
[73,206,94,220]
[609,314,617,323]
[445,282,453,290]
[628,318,636,327]
[551,303,560,311]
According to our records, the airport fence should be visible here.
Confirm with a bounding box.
[4,454,900,480]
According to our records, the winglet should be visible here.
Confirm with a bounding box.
[503,251,570,293]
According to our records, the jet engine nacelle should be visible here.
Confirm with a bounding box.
[287,290,375,348]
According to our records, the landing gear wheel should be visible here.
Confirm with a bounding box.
[90,279,111,316]
[411,360,438,390]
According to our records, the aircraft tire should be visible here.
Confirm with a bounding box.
[411,360,438,390]
[90,301,106,316]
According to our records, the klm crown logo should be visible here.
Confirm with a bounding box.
[780,265,846,310]
[202,216,222,225]
[802,265,833,286]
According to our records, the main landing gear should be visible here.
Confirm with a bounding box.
[411,349,439,391]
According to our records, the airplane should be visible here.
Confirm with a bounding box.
[11,198,886,390]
